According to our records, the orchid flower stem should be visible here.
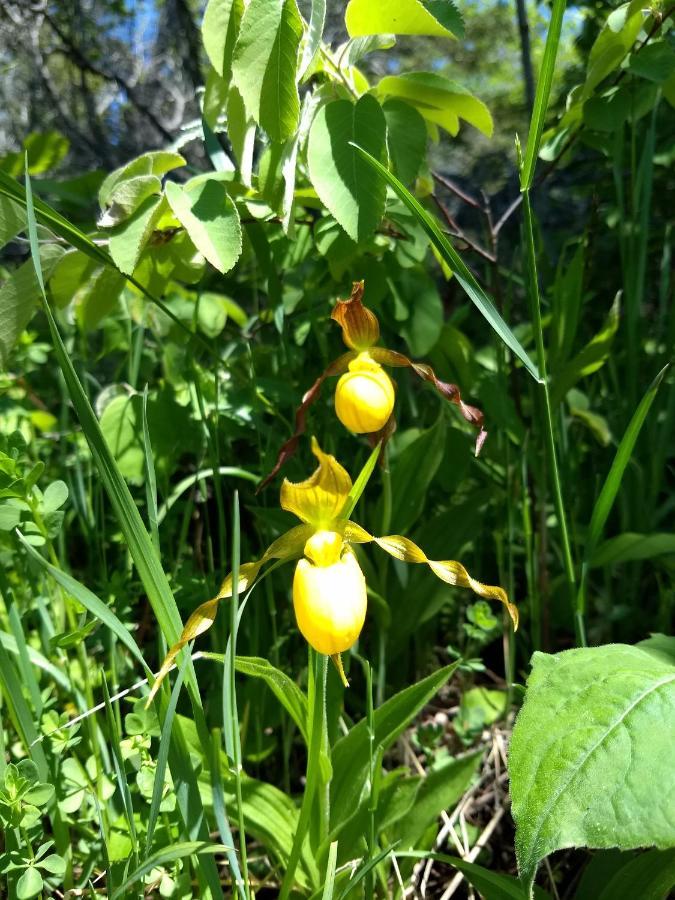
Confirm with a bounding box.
[227,492,250,900]
[279,648,328,900]
[522,190,585,647]
[365,659,376,900]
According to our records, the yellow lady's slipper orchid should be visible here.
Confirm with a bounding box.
[146,439,516,705]
[258,280,486,492]
[334,352,395,434]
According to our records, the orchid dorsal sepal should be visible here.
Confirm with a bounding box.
[331,280,380,350]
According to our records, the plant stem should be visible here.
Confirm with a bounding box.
[279,649,327,900]
[521,190,584,646]
[365,660,376,900]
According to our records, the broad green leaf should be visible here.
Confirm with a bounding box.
[165,179,242,274]
[0,245,64,365]
[597,849,675,900]
[42,480,68,513]
[98,174,162,226]
[47,249,97,308]
[551,294,619,406]
[232,0,303,143]
[383,99,427,185]
[307,94,387,242]
[75,265,126,331]
[376,72,493,137]
[298,0,326,80]
[1,131,69,178]
[16,867,43,900]
[397,751,482,849]
[584,0,645,99]
[509,645,675,894]
[108,195,165,275]
[346,0,464,39]
[590,532,675,568]
[520,0,566,189]
[0,194,25,248]
[202,0,242,80]
[330,663,459,833]
[350,144,541,381]
[629,40,675,83]
[98,150,185,208]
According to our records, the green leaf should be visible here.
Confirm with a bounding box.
[98,151,185,208]
[509,644,675,893]
[108,195,165,276]
[111,842,232,899]
[307,94,387,242]
[376,72,493,137]
[42,480,68,514]
[629,39,675,83]
[590,532,675,568]
[36,853,66,876]
[390,418,445,534]
[345,0,464,39]
[165,179,242,274]
[232,0,303,143]
[596,849,675,900]
[551,294,620,406]
[75,265,126,331]
[350,144,541,381]
[520,0,566,189]
[298,0,326,80]
[383,99,427,185]
[584,0,645,98]
[16,867,43,900]
[0,245,64,365]
[585,365,668,556]
[202,0,242,80]
[98,174,162,226]
[397,852,551,899]
[330,663,459,834]
[0,194,26,249]
[234,656,308,742]
[47,249,97,309]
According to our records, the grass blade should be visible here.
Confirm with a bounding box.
[111,842,233,900]
[520,0,567,190]
[350,143,540,382]
[321,841,338,900]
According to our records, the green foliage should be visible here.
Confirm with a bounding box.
[510,643,675,891]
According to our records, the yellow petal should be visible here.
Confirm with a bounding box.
[334,353,395,434]
[145,524,313,707]
[344,523,518,629]
[293,549,367,656]
[280,437,352,528]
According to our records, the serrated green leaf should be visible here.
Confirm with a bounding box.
[307,94,387,242]
[0,194,25,248]
[509,645,675,894]
[346,0,464,39]
[109,195,165,276]
[98,151,185,208]
[232,0,303,143]
[99,174,162,226]
[383,99,427,185]
[165,179,241,274]
[202,0,242,80]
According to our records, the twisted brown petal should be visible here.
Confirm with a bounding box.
[257,351,357,492]
[370,348,487,456]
